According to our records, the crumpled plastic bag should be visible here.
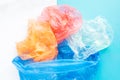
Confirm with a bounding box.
[16,20,58,62]
[66,17,113,59]
[38,5,82,43]
[57,40,74,59]
[57,39,99,60]
[12,53,99,80]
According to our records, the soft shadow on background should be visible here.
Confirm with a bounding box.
[58,0,120,80]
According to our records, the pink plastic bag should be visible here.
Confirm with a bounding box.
[38,5,82,43]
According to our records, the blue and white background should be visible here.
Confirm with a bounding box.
[0,0,120,80]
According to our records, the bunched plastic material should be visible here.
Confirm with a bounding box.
[66,17,113,60]
[38,5,82,43]
[12,53,99,80]
[16,20,58,62]
[57,40,74,59]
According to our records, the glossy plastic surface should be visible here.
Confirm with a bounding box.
[13,53,99,80]
[66,17,113,60]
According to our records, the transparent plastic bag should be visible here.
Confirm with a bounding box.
[57,40,100,61]
[12,53,99,80]
[66,16,113,60]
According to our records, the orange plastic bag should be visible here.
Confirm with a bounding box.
[16,20,58,62]
[39,5,82,43]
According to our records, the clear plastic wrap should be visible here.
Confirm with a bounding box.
[12,53,99,80]
[66,17,113,60]
[38,5,82,43]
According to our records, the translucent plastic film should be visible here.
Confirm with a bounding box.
[39,5,82,43]
[66,17,113,59]
[16,20,58,62]
[13,53,99,80]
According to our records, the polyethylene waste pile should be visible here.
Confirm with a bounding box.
[13,5,113,80]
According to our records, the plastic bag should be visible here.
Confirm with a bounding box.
[12,53,99,80]
[16,20,58,62]
[38,5,82,43]
[57,39,100,60]
[57,40,74,59]
[66,17,113,60]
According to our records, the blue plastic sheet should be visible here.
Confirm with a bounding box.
[57,40,74,59]
[12,53,99,80]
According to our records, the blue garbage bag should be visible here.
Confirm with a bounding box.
[12,52,99,80]
[57,39,74,59]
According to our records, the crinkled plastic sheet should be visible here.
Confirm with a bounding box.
[39,5,82,43]
[16,20,58,62]
[57,40,74,59]
[12,53,99,80]
[66,16,113,60]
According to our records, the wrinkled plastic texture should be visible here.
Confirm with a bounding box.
[38,5,82,43]
[16,20,58,62]
[57,40,74,59]
[57,39,100,60]
[12,53,99,80]
[66,17,113,59]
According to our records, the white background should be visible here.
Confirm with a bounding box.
[0,0,56,80]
